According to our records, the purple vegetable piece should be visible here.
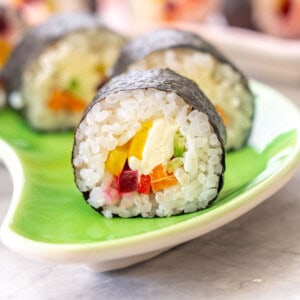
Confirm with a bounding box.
[118,169,138,193]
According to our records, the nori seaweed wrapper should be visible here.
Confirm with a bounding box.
[2,13,125,95]
[74,68,226,199]
[112,28,248,87]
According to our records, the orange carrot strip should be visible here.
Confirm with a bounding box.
[151,175,178,192]
[150,164,165,180]
[150,164,178,192]
[47,90,86,112]
[215,105,229,125]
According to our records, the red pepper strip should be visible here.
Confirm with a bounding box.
[138,174,151,194]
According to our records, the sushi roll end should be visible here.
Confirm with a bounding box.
[2,13,126,130]
[72,68,226,218]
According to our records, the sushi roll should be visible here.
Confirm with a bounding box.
[2,13,125,130]
[72,68,225,218]
[130,0,216,22]
[14,0,92,27]
[252,0,300,38]
[112,29,255,151]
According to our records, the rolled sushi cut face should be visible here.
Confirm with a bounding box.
[112,29,255,151]
[2,14,125,130]
[20,29,124,130]
[73,69,225,218]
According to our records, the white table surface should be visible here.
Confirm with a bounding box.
[0,79,299,300]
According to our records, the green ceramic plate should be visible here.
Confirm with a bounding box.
[0,81,299,271]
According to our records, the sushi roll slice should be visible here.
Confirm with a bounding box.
[2,13,125,130]
[252,0,300,38]
[72,68,226,218]
[112,29,255,151]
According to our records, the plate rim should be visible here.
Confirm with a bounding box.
[1,80,299,264]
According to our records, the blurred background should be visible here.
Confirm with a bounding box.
[0,0,299,93]
[0,2,299,298]
[1,0,300,36]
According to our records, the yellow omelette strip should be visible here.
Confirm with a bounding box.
[128,120,153,160]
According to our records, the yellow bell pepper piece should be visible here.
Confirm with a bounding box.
[105,142,130,176]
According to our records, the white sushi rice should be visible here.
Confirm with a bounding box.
[128,48,254,150]
[20,29,124,130]
[73,89,224,218]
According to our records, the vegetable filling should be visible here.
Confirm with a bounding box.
[103,119,186,199]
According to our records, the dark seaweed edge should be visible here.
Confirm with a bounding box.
[111,28,255,151]
[72,68,226,216]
